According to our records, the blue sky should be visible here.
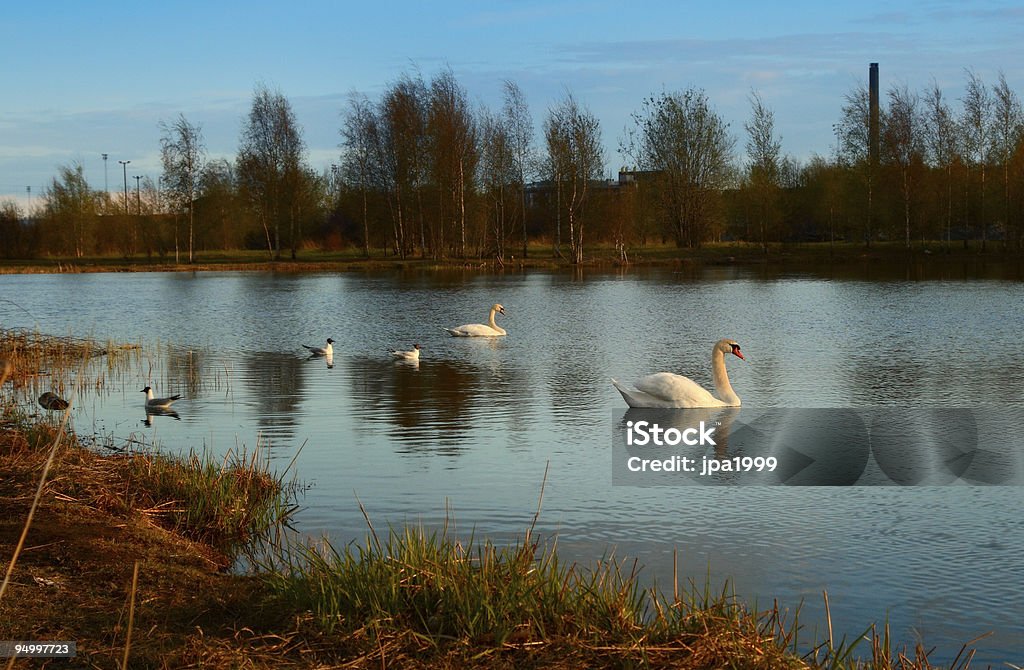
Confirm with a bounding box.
[2,0,1023,208]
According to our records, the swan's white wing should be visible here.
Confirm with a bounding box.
[446,323,503,337]
[634,373,723,408]
[612,379,680,408]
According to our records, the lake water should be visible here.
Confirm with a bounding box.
[2,264,1023,665]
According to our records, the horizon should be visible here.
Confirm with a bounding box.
[3,0,1023,209]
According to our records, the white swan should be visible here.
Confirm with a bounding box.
[445,304,507,337]
[390,343,421,361]
[303,338,334,356]
[141,386,182,409]
[612,339,745,408]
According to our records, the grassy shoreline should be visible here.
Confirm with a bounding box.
[0,330,991,668]
[2,241,1023,275]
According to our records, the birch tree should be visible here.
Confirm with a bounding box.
[237,84,307,260]
[160,113,205,263]
[544,93,603,264]
[744,90,782,250]
[835,82,874,245]
[503,81,534,257]
[428,69,477,258]
[991,71,1023,245]
[923,81,959,246]
[961,69,992,248]
[379,74,428,258]
[881,84,923,248]
[340,92,381,257]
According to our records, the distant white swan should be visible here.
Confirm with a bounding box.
[445,304,507,337]
[303,338,334,356]
[141,386,182,409]
[612,339,745,408]
[390,343,422,361]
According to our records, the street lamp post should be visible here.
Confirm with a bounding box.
[102,153,108,196]
[134,176,142,215]
[118,160,131,215]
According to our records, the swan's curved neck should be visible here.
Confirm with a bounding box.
[711,347,740,406]
[488,309,506,335]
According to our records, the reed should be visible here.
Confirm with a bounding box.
[260,516,812,667]
[104,445,299,559]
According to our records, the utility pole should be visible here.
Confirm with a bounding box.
[118,160,131,214]
[102,153,109,196]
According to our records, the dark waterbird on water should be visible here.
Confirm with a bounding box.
[38,392,70,411]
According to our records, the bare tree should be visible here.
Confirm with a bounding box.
[991,70,1023,246]
[340,92,381,258]
[237,84,307,260]
[922,81,959,247]
[428,68,478,258]
[881,84,923,248]
[835,82,874,245]
[502,81,534,257]
[622,87,733,247]
[744,90,782,250]
[480,107,515,261]
[544,93,603,264]
[379,74,428,258]
[160,113,205,263]
[961,69,992,249]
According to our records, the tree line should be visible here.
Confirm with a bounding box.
[2,67,1023,262]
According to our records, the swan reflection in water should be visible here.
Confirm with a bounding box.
[143,407,181,427]
[621,406,741,459]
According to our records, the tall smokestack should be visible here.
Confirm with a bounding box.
[869,63,879,167]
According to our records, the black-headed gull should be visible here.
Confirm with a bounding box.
[390,343,422,361]
[303,338,334,356]
[445,304,506,337]
[141,386,182,409]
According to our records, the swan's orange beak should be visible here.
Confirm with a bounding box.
[732,347,745,360]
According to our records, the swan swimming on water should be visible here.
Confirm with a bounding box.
[303,338,334,356]
[445,304,507,337]
[612,339,745,408]
[390,343,422,361]
[141,386,182,409]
